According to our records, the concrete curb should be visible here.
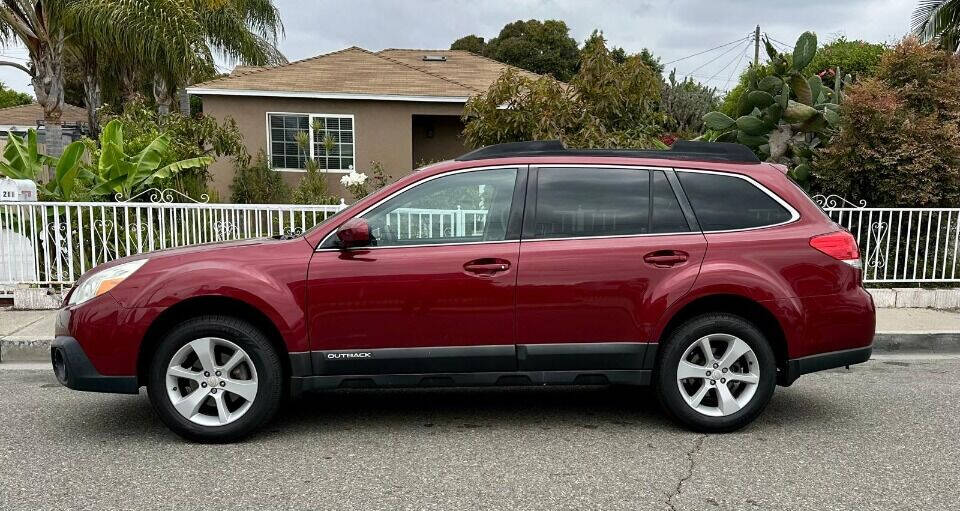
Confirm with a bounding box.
[3,332,960,364]
[872,332,960,353]
[868,288,960,309]
[0,336,52,362]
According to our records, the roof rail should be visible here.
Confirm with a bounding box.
[455,140,760,164]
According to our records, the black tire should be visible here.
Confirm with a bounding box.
[655,313,776,433]
[147,315,283,443]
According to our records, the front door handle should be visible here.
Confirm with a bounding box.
[643,250,689,268]
[464,258,511,275]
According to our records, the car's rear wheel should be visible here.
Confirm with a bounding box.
[147,316,282,443]
[655,313,776,432]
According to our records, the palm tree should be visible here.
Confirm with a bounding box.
[168,0,287,115]
[0,0,210,167]
[0,1,70,166]
[913,0,960,51]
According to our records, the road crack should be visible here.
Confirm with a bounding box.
[666,434,707,511]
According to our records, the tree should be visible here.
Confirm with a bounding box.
[912,0,960,51]
[462,33,664,149]
[450,35,486,54]
[0,1,70,164]
[813,38,960,206]
[68,0,286,119]
[581,30,663,76]
[0,80,31,107]
[0,0,213,165]
[806,37,886,81]
[480,19,580,81]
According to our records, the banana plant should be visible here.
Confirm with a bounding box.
[0,129,89,201]
[701,31,851,185]
[89,119,214,199]
[0,130,52,181]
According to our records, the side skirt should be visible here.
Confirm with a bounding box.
[287,342,657,395]
[290,369,651,394]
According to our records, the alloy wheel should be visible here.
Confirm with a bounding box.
[165,337,259,427]
[676,333,760,417]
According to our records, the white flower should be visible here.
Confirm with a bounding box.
[340,171,368,187]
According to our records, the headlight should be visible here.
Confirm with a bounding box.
[68,259,148,306]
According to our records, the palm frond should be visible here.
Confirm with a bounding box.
[912,0,960,49]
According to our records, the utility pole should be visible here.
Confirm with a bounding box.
[754,25,761,66]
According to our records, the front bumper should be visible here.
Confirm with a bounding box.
[51,337,139,394]
[778,344,873,386]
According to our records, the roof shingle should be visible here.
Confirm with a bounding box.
[189,47,542,99]
[0,103,86,126]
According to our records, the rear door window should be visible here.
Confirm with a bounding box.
[531,167,689,239]
[677,171,793,231]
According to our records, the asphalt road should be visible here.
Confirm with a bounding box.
[0,356,957,511]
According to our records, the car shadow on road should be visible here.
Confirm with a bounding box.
[47,381,843,443]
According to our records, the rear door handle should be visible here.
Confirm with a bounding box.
[643,250,689,267]
[464,258,511,275]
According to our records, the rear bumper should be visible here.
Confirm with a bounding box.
[51,336,139,394]
[778,344,873,386]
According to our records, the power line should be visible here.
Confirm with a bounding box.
[768,36,794,51]
[706,39,752,85]
[683,36,752,77]
[724,40,752,90]
[662,34,751,66]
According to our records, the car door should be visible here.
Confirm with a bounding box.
[306,166,525,376]
[515,166,707,371]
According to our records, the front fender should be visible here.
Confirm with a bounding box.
[108,239,312,352]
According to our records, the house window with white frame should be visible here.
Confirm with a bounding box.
[267,113,355,172]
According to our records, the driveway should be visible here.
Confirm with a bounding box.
[0,356,956,510]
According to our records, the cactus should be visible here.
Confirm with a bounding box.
[702,31,851,185]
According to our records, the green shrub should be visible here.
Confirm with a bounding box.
[230,152,290,204]
[812,38,960,207]
[660,70,719,137]
[806,37,886,80]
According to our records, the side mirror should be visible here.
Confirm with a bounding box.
[336,218,372,248]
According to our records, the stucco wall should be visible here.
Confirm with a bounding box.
[412,115,469,167]
[199,95,466,201]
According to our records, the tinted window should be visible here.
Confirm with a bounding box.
[678,172,792,231]
[361,168,517,246]
[652,172,689,233]
[532,168,689,239]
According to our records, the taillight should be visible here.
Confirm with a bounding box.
[810,231,861,267]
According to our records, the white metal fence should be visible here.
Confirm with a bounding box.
[3,191,960,289]
[0,192,346,290]
[816,195,960,283]
[385,207,487,240]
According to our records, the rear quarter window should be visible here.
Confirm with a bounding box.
[677,171,793,231]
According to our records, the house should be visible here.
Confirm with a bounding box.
[0,103,88,151]
[187,47,542,199]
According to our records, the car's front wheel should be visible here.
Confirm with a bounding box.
[655,313,776,432]
[147,316,283,443]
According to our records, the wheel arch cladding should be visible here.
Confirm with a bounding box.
[136,296,290,386]
[656,294,789,369]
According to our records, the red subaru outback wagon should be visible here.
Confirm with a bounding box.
[52,140,875,442]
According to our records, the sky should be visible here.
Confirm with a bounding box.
[0,0,916,99]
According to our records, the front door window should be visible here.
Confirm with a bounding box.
[359,168,518,246]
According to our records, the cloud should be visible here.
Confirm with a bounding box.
[0,0,915,98]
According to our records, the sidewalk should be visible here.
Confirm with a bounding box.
[3,306,960,362]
